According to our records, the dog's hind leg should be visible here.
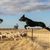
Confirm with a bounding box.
[45,27,50,31]
[42,26,50,31]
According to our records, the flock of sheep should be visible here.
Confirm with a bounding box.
[0,31,27,41]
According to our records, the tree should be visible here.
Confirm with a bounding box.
[14,23,18,29]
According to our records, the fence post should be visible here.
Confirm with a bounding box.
[32,28,33,40]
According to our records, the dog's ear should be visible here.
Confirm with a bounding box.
[22,14,25,17]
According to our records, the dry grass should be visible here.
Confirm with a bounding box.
[0,29,50,50]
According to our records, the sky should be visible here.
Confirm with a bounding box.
[0,0,50,28]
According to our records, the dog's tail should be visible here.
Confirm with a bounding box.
[45,27,50,31]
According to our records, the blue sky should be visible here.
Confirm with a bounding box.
[0,10,50,28]
[0,0,50,28]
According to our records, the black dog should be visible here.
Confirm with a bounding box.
[19,15,50,31]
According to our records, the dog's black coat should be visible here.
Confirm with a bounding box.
[19,15,50,31]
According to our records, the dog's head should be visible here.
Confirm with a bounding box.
[19,15,26,22]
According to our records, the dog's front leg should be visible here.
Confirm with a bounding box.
[24,25,28,29]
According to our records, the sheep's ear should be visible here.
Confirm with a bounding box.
[22,14,25,17]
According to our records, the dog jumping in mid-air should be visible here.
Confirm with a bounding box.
[19,15,50,31]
